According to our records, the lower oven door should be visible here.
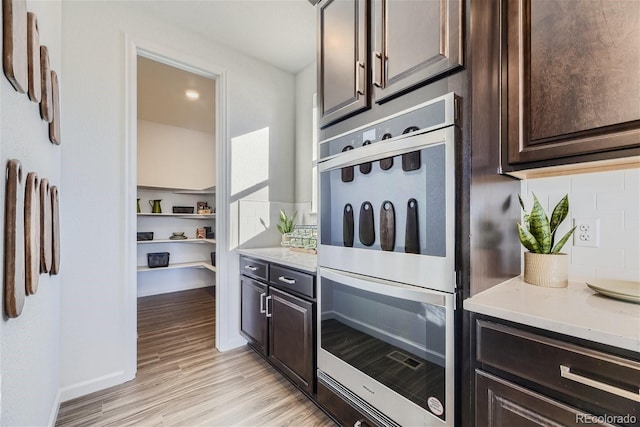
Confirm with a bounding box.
[317,267,455,426]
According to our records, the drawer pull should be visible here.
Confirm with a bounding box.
[259,292,266,314]
[265,295,272,318]
[244,265,258,272]
[560,365,640,402]
[278,276,296,285]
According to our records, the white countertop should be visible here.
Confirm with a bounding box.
[464,276,640,353]
[236,247,317,273]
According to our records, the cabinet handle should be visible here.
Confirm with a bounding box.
[259,292,266,314]
[560,365,640,402]
[265,295,272,318]
[278,276,296,285]
[244,265,258,271]
[372,51,384,88]
[355,61,365,95]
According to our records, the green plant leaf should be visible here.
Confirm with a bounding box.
[279,210,286,223]
[277,224,284,234]
[550,195,569,234]
[529,194,552,253]
[551,226,576,253]
[517,223,542,253]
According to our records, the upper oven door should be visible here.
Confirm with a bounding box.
[318,124,457,293]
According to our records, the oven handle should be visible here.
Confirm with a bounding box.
[318,267,451,309]
[318,127,452,172]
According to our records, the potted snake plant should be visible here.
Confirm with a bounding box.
[277,209,297,246]
[518,194,576,287]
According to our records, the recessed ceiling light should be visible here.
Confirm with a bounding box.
[185,89,200,100]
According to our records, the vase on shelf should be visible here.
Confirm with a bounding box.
[149,199,162,213]
[136,198,141,213]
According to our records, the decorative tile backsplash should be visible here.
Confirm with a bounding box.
[521,169,639,282]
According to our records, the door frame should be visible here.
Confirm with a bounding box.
[124,34,231,379]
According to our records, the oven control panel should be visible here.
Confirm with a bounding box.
[319,92,457,160]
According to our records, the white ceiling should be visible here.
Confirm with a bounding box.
[133,0,317,73]
[137,56,216,133]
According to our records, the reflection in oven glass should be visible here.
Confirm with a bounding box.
[320,278,447,420]
[321,319,445,419]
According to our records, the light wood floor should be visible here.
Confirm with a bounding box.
[56,287,335,426]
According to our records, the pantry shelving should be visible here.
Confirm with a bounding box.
[136,186,216,290]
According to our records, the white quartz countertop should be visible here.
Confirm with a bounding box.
[464,276,640,353]
[236,247,317,273]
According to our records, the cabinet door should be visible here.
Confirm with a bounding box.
[318,0,369,128]
[505,0,640,165]
[476,371,613,427]
[240,277,267,355]
[268,287,314,394]
[371,0,462,103]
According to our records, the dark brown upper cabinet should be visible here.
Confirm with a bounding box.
[317,0,463,128]
[318,0,369,128]
[371,0,463,103]
[503,0,640,169]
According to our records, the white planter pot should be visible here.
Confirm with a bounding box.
[281,233,292,247]
[524,252,568,288]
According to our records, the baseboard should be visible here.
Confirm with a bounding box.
[216,335,246,352]
[47,389,62,427]
[58,370,134,403]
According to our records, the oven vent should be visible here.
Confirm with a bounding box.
[386,350,423,370]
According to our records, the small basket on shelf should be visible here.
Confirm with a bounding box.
[147,252,170,268]
[172,206,194,214]
[137,231,154,241]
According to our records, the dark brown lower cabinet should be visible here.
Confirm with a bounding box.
[240,276,267,354]
[239,256,316,396]
[269,287,314,393]
[473,316,640,427]
[476,371,612,427]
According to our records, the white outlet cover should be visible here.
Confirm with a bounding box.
[573,218,600,248]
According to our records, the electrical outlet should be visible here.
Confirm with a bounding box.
[573,218,600,248]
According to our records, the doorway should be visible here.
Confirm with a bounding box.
[125,38,230,381]
[136,56,217,297]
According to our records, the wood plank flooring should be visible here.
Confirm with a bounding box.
[56,287,335,427]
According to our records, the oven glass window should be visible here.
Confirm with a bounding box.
[320,277,447,419]
[320,144,446,256]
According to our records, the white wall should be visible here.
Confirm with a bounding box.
[521,169,640,282]
[137,120,215,190]
[0,1,62,425]
[294,62,316,205]
[60,0,295,401]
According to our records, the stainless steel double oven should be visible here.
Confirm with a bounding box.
[317,93,459,426]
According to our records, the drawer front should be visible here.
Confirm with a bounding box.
[240,256,269,282]
[476,370,615,427]
[269,264,315,299]
[477,320,640,419]
[317,381,379,427]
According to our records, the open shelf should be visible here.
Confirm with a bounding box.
[137,185,216,195]
[137,261,216,273]
[137,213,215,219]
[137,238,216,244]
